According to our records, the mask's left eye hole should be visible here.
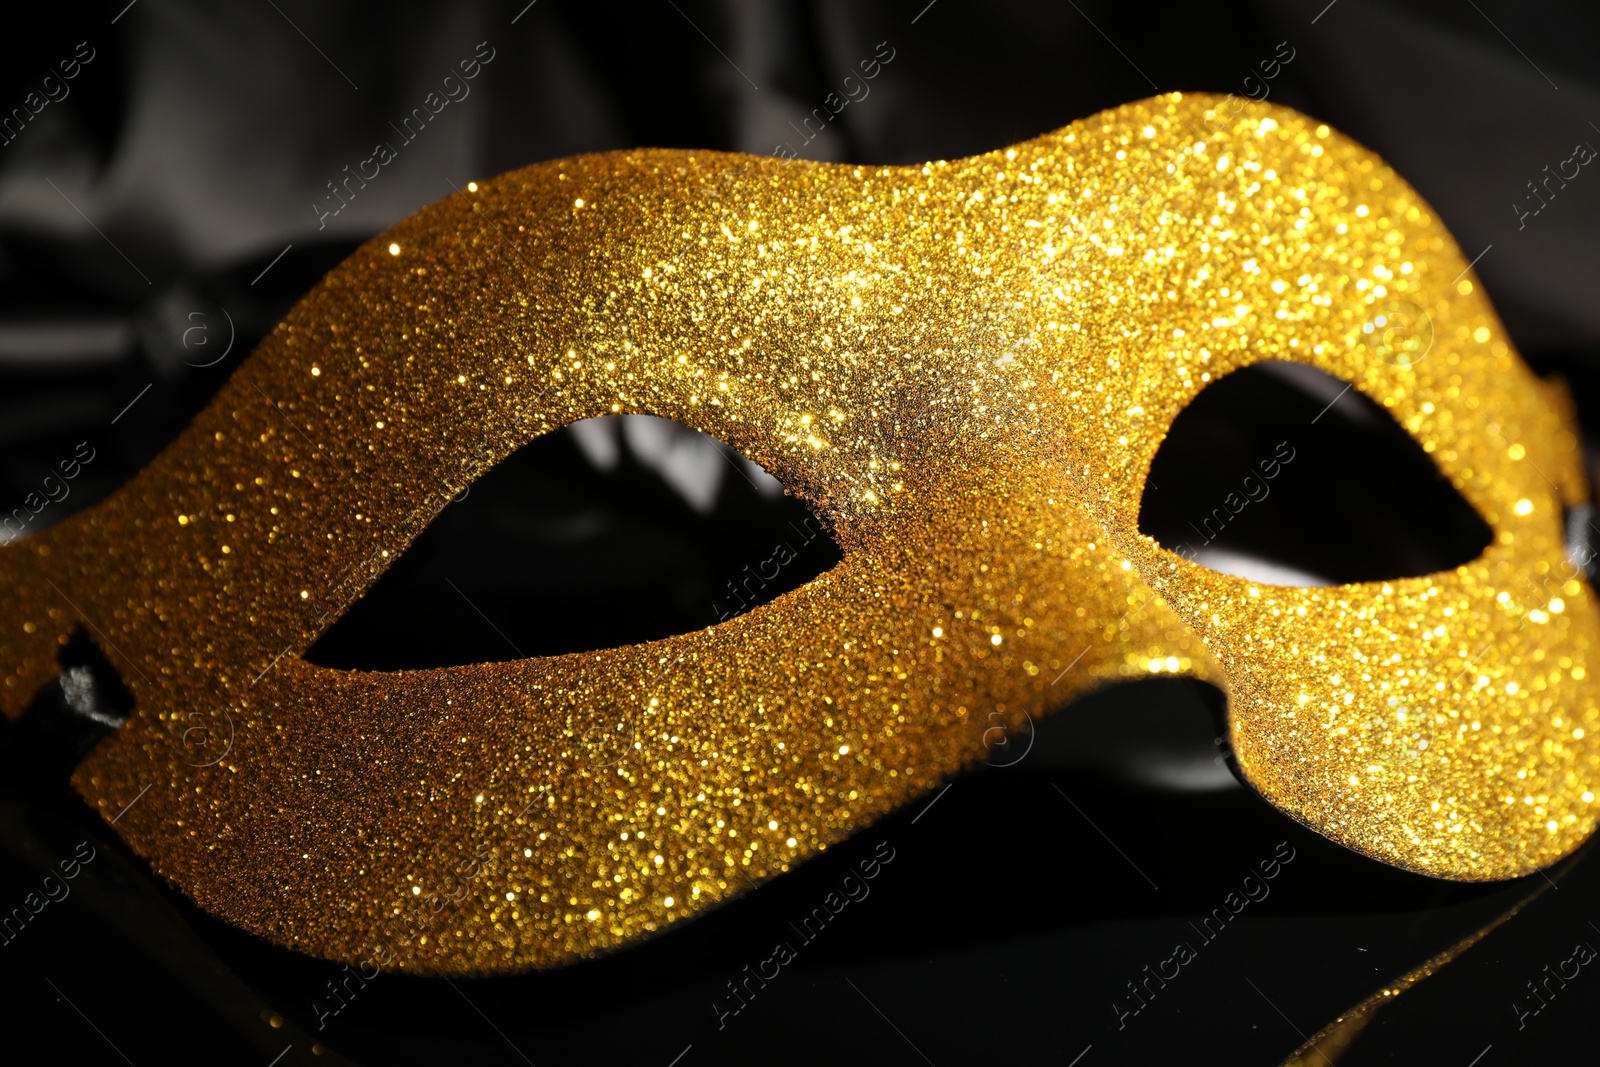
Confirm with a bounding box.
[305,415,842,671]
[1136,361,1494,585]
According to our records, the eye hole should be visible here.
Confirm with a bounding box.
[1019,676,1238,792]
[0,629,134,787]
[1137,361,1494,585]
[305,415,842,670]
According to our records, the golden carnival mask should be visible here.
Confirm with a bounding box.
[1,92,1594,975]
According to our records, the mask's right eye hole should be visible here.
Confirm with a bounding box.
[304,415,842,671]
[1136,361,1494,586]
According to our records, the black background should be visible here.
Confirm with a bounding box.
[0,1,1598,1064]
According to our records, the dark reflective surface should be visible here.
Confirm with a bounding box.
[1,688,1588,1066]
[2,2,1598,1063]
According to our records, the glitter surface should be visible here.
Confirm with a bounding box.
[0,93,1594,974]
